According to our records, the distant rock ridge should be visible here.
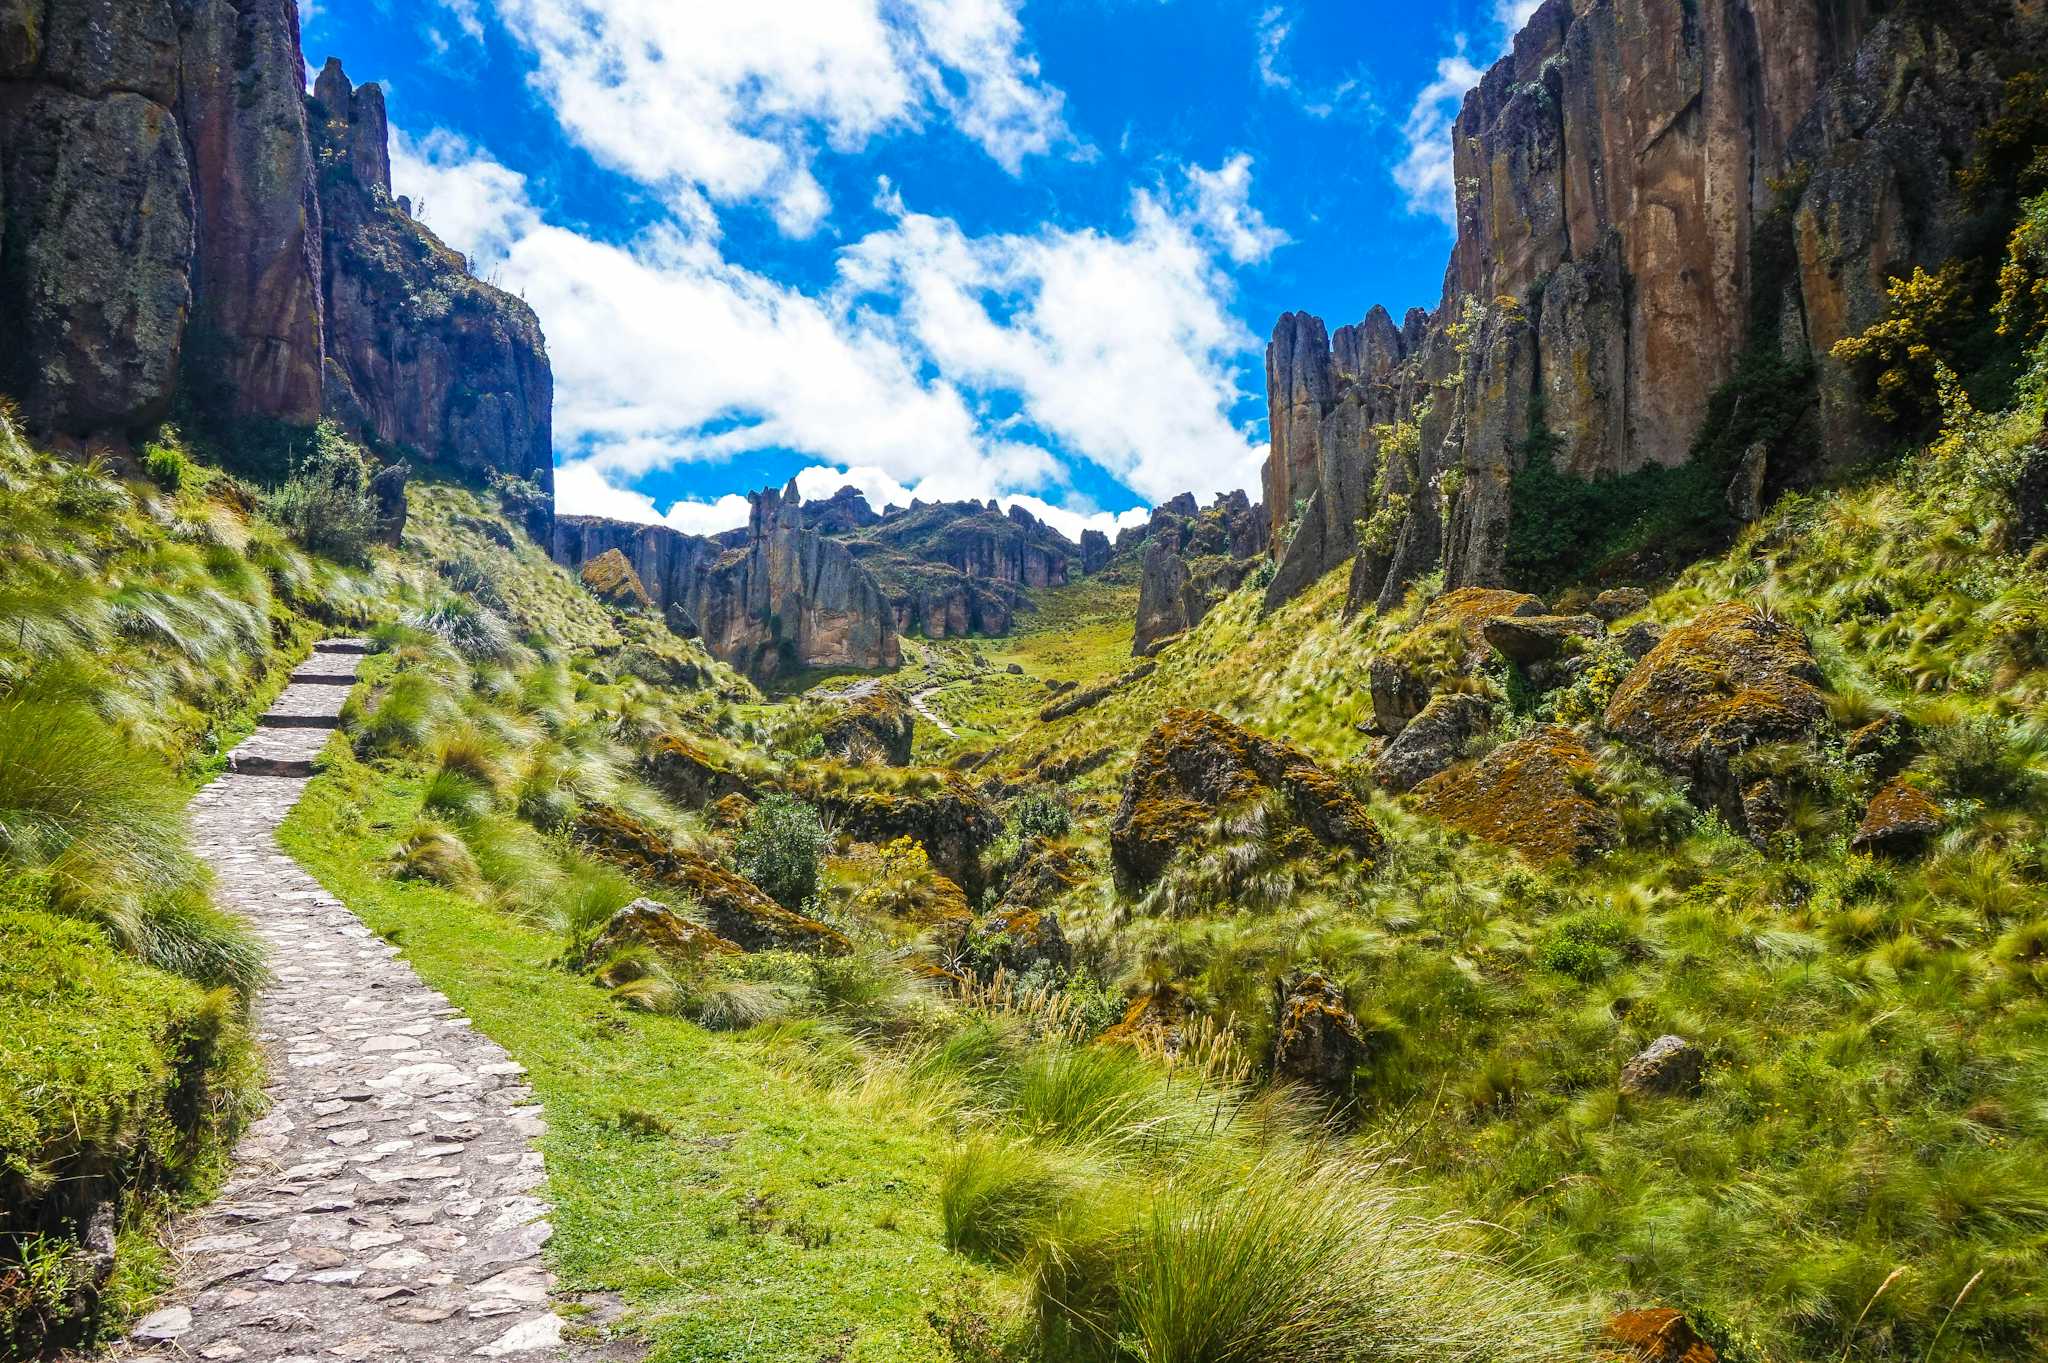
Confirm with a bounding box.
[552,481,899,681]
[0,6,550,489]
[1131,489,1269,656]
[1261,0,2041,611]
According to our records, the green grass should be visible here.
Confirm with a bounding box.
[280,749,994,1362]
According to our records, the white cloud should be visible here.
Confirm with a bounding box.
[393,133,1270,525]
[1253,5,1376,123]
[1392,45,1483,227]
[1392,0,1544,226]
[488,0,1072,234]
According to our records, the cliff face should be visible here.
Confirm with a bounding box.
[825,496,1088,640]
[1263,0,2034,611]
[552,484,900,681]
[0,8,549,487]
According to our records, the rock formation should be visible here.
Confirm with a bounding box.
[1131,490,1269,654]
[1261,0,2041,611]
[0,10,549,488]
[552,482,900,681]
[833,497,1083,640]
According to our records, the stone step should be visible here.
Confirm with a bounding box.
[314,639,371,656]
[289,671,362,685]
[228,752,320,777]
[259,713,342,730]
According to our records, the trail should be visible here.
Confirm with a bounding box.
[122,641,604,1362]
[908,687,956,737]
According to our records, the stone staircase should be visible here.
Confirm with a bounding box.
[228,640,369,777]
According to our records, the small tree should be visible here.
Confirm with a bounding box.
[736,795,828,910]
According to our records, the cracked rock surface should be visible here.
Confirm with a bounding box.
[119,642,603,1361]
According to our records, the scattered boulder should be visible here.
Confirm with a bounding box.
[1271,972,1367,1091]
[1369,588,1542,735]
[1098,990,1185,1053]
[570,806,848,955]
[1844,713,1916,778]
[1412,726,1617,863]
[1604,604,1830,836]
[1604,1309,1719,1363]
[1590,588,1652,623]
[1372,692,1490,793]
[1850,778,1944,857]
[822,686,916,766]
[1040,661,1154,722]
[580,548,653,610]
[643,733,755,808]
[1618,1035,1704,1097]
[1110,708,1383,888]
[1482,613,1604,667]
[961,905,1073,978]
[371,463,409,547]
[583,899,740,966]
[709,792,754,831]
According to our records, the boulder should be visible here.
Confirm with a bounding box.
[570,806,848,955]
[1098,990,1185,1053]
[1482,613,1604,666]
[1604,604,1830,835]
[1589,588,1651,623]
[1413,726,1618,863]
[1080,529,1111,574]
[1110,708,1383,888]
[1372,692,1490,793]
[370,462,409,547]
[1850,778,1944,857]
[961,905,1072,979]
[809,772,998,899]
[821,686,915,766]
[1615,622,1666,660]
[642,733,754,808]
[583,899,740,966]
[1369,589,1543,735]
[1604,1309,1719,1363]
[1271,972,1367,1091]
[580,548,653,610]
[1618,1035,1704,1098]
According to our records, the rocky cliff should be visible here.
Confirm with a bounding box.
[0,5,549,487]
[1263,0,2039,611]
[553,483,900,681]
[1132,490,1268,655]
[826,495,1088,640]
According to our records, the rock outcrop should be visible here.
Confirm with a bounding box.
[1260,0,2042,610]
[821,685,916,766]
[0,14,551,487]
[1271,971,1368,1091]
[1132,490,1269,655]
[1110,708,1382,888]
[1412,726,1618,863]
[553,482,901,681]
[832,497,1083,641]
[1618,1035,1706,1098]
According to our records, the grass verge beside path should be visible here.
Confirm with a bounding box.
[278,749,990,1363]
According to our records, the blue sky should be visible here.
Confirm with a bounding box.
[299,0,1528,539]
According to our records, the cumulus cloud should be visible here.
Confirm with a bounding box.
[1392,0,1545,226]
[393,132,1270,529]
[487,0,1073,234]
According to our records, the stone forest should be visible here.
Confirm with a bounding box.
[3,0,2048,1360]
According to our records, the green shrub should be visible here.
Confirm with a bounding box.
[263,424,379,565]
[1009,789,1072,842]
[142,440,187,492]
[1534,909,1633,982]
[736,794,827,910]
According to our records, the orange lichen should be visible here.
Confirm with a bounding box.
[583,900,740,967]
[1413,725,1617,863]
[1851,777,1945,856]
[1602,1309,1719,1363]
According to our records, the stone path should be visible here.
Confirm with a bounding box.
[908,687,957,738]
[122,641,604,1362]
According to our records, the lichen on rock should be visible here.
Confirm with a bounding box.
[1412,725,1617,863]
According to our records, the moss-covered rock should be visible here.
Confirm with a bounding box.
[1850,777,1945,857]
[1097,989,1185,1053]
[1481,612,1604,666]
[570,805,848,955]
[582,898,740,965]
[961,905,1073,979]
[1368,588,1542,734]
[1271,971,1366,1091]
[1373,692,1491,793]
[808,772,999,898]
[1412,726,1618,863]
[821,686,916,766]
[643,732,756,808]
[1110,708,1383,888]
[1604,1308,1719,1363]
[1604,603,1830,834]
[580,547,653,610]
